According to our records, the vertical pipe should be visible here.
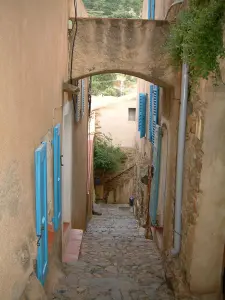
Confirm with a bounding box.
[148,0,151,19]
[171,63,189,256]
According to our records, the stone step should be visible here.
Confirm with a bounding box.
[62,222,71,258]
[63,229,83,263]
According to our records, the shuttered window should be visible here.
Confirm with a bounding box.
[81,79,85,117]
[52,124,61,231]
[149,85,159,144]
[35,142,48,285]
[75,81,81,122]
[148,0,155,20]
[138,93,147,138]
[149,125,162,226]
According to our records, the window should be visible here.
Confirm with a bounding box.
[128,108,136,121]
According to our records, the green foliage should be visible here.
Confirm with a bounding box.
[91,73,136,96]
[166,0,225,84]
[94,134,126,173]
[83,0,142,18]
[91,74,117,96]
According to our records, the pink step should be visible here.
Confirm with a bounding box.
[62,222,71,258]
[62,229,83,263]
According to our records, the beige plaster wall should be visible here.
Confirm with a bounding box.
[0,1,68,298]
[72,18,174,88]
[94,96,136,148]
[71,77,89,230]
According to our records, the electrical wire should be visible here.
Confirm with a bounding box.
[70,0,78,84]
[70,0,78,118]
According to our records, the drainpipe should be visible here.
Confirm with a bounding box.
[171,63,189,256]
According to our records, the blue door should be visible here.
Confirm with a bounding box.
[149,125,162,226]
[35,142,48,285]
[52,124,62,231]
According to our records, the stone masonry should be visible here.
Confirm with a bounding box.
[50,204,175,300]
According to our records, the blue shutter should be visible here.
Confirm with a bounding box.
[151,0,155,19]
[75,81,81,122]
[35,142,48,285]
[52,124,61,231]
[138,94,142,132]
[81,79,85,117]
[149,85,153,141]
[149,125,162,226]
[149,85,159,145]
[148,0,155,20]
[138,93,147,138]
[152,85,159,144]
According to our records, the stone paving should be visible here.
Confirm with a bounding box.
[50,204,175,300]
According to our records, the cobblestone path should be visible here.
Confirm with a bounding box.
[51,204,175,300]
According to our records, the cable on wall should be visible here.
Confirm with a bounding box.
[70,0,78,119]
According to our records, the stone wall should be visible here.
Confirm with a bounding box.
[163,56,225,300]
[71,18,175,87]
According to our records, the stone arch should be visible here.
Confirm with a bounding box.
[71,18,176,87]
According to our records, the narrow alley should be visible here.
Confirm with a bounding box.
[51,205,174,300]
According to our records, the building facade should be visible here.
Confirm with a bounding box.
[0,0,91,298]
[92,93,137,148]
[136,1,225,299]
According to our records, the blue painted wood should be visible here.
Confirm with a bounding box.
[52,124,61,231]
[151,0,155,19]
[82,79,85,117]
[148,0,151,19]
[149,85,153,142]
[149,125,162,226]
[152,85,159,145]
[139,93,147,138]
[148,0,155,20]
[138,93,142,132]
[35,142,48,285]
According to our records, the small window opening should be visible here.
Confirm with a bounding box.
[128,108,136,121]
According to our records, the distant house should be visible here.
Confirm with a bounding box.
[92,93,137,148]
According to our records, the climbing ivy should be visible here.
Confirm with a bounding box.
[167,0,225,84]
[94,134,126,173]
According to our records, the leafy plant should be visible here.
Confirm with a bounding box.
[91,74,117,96]
[167,0,225,84]
[94,134,126,173]
[83,0,142,18]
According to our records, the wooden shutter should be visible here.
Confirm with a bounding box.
[149,125,162,226]
[52,124,61,231]
[75,81,81,122]
[152,85,159,145]
[35,142,48,285]
[149,85,153,141]
[81,79,85,117]
[149,85,159,144]
[138,93,147,138]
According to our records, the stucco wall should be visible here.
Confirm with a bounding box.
[0,1,68,298]
[71,77,89,230]
[94,95,136,148]
[167,75,225,299]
